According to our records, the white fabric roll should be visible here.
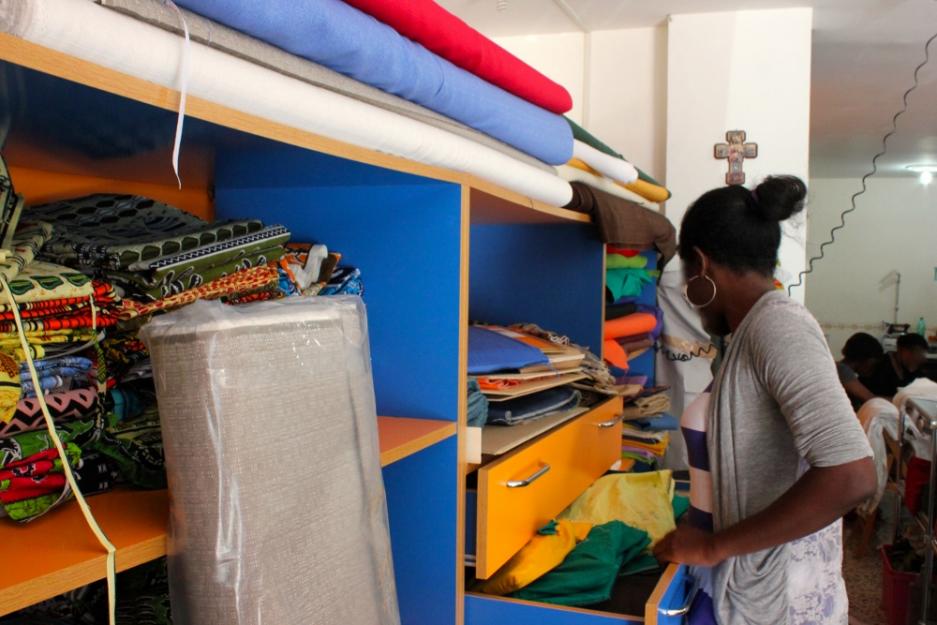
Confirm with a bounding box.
[0,0,573,207]
[572,140,639,185]
[555,165,654,207]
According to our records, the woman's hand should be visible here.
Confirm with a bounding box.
[653,525,724,567]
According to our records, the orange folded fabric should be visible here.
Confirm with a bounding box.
[604,313,658,341]
[603,339,629,370]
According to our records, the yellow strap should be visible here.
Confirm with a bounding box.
[0,276,116,625]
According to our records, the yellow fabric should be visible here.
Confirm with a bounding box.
[0,351,20,423]
[566,158,671,203]
[624,179,671,203]
[559,471,676,546]
[477,520,592,596]
[621,434,670,456]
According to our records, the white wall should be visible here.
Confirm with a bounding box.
[493,27,666,181]
[493,33,587,124]
[805,177,937,352]
[664,9,813,300]
[587,27,668,182]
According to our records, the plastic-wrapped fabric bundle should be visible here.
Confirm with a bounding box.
[140,297,399,625]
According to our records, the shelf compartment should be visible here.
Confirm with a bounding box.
[0,417,453,617]
[379,416,457,467]
[0,489,168,617]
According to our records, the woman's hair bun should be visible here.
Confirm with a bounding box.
[751,175,806,222]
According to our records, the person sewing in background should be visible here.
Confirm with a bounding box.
[654,176,875,625]
[837,332,884,409]
[861,332,928,398]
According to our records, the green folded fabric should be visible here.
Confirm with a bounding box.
[606,254,649,270]
[673,494,691,521]
[564,117,663,186]
[512,521,649,606]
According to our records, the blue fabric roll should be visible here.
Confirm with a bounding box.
[174,0,573,164]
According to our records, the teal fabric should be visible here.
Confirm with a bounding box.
[512,521,649,606]
[673,494,691,522]
[606,268,658,301]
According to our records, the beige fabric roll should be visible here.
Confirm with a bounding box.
[142,297,399,625]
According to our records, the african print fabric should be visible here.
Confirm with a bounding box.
[118,265,280,318]
[0,387,102,438]
[26,194,263,269]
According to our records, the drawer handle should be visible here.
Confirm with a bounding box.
[659,578,699,618]
[506,464,551,488]
[596,415,622,428]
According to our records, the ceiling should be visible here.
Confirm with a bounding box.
[438,0,937,178]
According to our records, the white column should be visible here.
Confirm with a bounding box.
[664,8,813,301]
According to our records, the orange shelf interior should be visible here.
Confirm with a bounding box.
[0,489,169,616]
[0,416,455,616]
[378,415,457,467]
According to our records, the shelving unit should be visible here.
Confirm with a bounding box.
[0,24,688,625]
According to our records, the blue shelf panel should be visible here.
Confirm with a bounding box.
[384,436,459,625]
[469,223,604,354]
[214,145,463,423]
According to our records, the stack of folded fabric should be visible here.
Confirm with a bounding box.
[468,325,586,427]
[0,251,121,520]
[560,119,672,205]
[603,311,659,373]
[619,423,670,473]
[511,323,643,401]
[173,0,574,168]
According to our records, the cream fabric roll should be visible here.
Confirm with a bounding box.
[572,140,639,185]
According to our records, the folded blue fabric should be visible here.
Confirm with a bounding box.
[174,0,573,165]
[466,378,489,427]
[487,387,581,426]
[631,413,679,431]
[468,327,549,375]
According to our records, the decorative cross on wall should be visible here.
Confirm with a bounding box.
[714,130,758,185]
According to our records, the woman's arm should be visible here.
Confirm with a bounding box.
[655,457,876,565]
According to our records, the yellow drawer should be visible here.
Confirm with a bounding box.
[476,397,624,579]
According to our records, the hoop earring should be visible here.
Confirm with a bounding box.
[683,275,717,309]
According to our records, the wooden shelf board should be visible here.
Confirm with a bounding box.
[481,406,589,457]
[469,188,591,225]
[0,489,168,617]
[0,34,590,227]
[378,416,457,467]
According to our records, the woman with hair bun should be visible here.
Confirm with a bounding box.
[654,176,876,624]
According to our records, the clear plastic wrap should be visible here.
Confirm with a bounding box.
[140,296,400,625]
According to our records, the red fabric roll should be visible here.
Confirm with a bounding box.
[342,0,573,114]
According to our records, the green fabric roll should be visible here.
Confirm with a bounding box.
[564,117,663,186]
[512,521,649,606]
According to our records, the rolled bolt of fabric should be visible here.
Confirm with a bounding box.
[341,0,573,114]
[572,141,638,185]
[605,313,658,341]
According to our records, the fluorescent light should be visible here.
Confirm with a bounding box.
[906,163,937,172]
[922,171,934,185]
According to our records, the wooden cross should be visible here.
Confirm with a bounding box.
[714,130,758,185]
